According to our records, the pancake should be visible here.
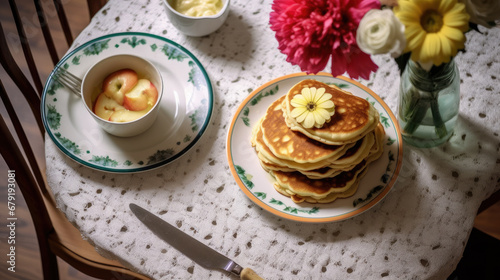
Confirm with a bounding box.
[254,122,355,172]
[259,96,350,164]
[282,79,379,145]
[250,80,386,204]
[269,123,386,203]
[255,124,375,177]
[270,160,368,204]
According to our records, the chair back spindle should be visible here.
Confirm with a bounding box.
[1,1,149,279]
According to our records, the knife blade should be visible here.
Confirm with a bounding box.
[129,203,264,280]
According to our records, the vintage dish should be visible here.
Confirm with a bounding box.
[162,0,230,37]
[41,32,213,173]
[226,73,403,223]
[81,54,164,137]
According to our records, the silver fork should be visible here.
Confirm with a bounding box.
[55,68,82,97]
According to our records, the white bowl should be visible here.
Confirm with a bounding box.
[81,54,163,137]
[162,0,230,37]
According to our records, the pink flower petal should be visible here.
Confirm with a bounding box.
[270,0,381,79]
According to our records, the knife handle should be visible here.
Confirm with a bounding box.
[241,267,265,280]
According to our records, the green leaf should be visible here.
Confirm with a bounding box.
[46,105,62,129]
[89,155,118,167]
[380,115,390,128]
[255,192,267,200]
[54,132,81,155]
[46,81,63,96]
[308,207,320,214]
[121,36,147,48]
[188,110,200,132]
[250,85,279,106]
[333,83,349,89]
[71,55,81,65]
[353,185,384,207]
[83,39,110,56]
[235,165,254,189]
[147,149,175,164]
[161,45,188,61]
[187,62,197,86]
[242,107,250,117]
[388,150,395,162]
[241,117,250,127]
[269,198,284,206]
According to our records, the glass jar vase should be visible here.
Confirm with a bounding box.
[398,59,460,148]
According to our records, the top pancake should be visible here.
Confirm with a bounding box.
[283,79,379,145]
[260,96,348,164]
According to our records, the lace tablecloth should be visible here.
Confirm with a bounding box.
[45,0,500,279]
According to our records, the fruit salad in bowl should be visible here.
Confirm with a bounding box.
[81,54,163,137]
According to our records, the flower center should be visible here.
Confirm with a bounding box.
[420,10,443,33]
[370,25,379,34]
[307,102,317,111]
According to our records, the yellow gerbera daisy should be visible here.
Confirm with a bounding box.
[394,0,470,67]
[290,87,335,129]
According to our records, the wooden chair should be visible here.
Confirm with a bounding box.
[0,1,149,279]
[447,190,500,280]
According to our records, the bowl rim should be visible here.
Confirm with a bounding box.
[81,54,164,126]
[163,0,230,20]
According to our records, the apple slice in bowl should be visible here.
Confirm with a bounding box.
[81,54,163,137]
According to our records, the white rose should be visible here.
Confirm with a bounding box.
[356,9,406,58]
[458,0,500,28]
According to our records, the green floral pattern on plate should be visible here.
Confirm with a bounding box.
[121,36,146,48]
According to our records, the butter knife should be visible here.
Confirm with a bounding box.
[129,203,264,280]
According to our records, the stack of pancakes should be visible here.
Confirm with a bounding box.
[251,79,385,204]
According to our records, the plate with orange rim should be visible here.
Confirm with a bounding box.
[226,73,403,223]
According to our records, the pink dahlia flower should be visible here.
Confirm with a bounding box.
[270,0,381,80]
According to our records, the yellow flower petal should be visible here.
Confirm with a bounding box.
[398,0,423,15]
[441,25,464,42]
[438,33,452,58]
[290,87,335,128]
[438,0,454,14]
[313,87,326,103]
[421,33,441,62]
[316,108,333,120]
[415,0,437,11]
[291,94,307,106]
[316,93,333,105]
[395,0,468,66]
[303,113,315,128]
[301,87,312,101]
[314,113,326,127]
[296,111,308,123]
[318,100,335,110]
[405,26,427,52]
[443,10,469,30]
[290,107,307,118]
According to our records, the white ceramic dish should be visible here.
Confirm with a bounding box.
[162,0,230,37]
[81,54,164,137]
[42,32,213,173]
[227,73,403,223]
